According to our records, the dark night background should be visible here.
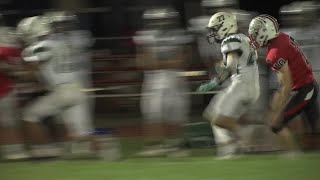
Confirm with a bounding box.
[0,0,313,37]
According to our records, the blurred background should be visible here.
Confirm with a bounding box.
[0,0,319,161]
[0,0,302,128]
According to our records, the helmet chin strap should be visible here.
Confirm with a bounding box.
[262,35,269,47]
[265,33,279,46]
[214,38,223,43]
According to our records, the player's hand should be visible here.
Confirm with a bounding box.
[215,62,225,74]
[197,80,218,92]
[265,110,281,127]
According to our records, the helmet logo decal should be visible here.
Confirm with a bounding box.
[258,14,279,33]
[263,35,269,47]
[217,15,225,22]
[273,58,286,71]
[249,19,263,34]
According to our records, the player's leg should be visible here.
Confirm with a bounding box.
[303,101,320,134]
[22,83,83,157]
[204,84,251,157]
[302,82,319,134]
[271,83,317,153]
[22,91,64,157]
[44,116,71,147]
[274,127,300,157]
[163,89,190,156]
[204,92,234,157]
[138,90,167,156]
[62,95,98,157]
[300,82,320,150]
[0,92,29,160]
[212,83,251,136]
[140,70,180,156]
[23,92,58,145]
[143,72,166,140]
[212,115,245,158]
[23,83,84,157]
[272,116,302,154]
[211,123,237,157]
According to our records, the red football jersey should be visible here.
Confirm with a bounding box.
[0,46,21,97]
[266,32,314,90]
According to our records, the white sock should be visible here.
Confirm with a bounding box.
[212,125,239,156]
[211,125,233,144]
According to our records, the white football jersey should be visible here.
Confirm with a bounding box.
[221,33,259,85]
[63,30,94,88]
[22,35,85,89]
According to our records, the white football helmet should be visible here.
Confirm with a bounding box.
[16,16,51,44]
[207,12,237,43]
[16,16,40,44]
[248,15,279,49]
[32,19,51,38]
[16,16,38,36]
[44,11,78,32]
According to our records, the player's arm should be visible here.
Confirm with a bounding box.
[269,61,292,124]
[216,51,238,84]
[209,51,239,85]
[215,36,242,84]
[197,51,238,92]
[22,43,52,62]
[20,43,52,81]
[272,61,292,111]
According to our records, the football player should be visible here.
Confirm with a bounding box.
[248,14,319,153]
[199,12,260,158]
[46,11,96,156]
[280,1,320,108]
[21,13,95,157]
[188,0,239,76]
[0,21,29,160]
[134,7,192,156]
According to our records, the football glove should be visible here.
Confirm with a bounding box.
[197,79,218,92]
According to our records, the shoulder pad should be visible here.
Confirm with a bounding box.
[221,34,243,54]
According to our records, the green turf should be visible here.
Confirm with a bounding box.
[1,153,320,180]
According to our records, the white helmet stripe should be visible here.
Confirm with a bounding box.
[258,14,279,33]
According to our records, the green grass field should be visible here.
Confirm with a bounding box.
[1,153,320,180]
